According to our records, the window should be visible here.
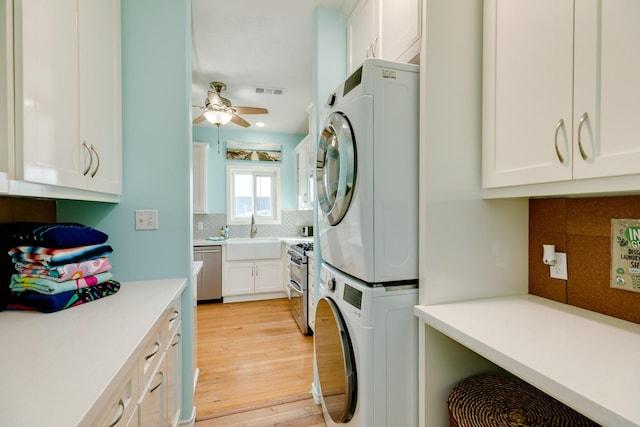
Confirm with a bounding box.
[227,165,281,224]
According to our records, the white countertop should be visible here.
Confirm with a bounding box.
[0,278,186,427]
[193,236,312,247]
[414,294,640,427]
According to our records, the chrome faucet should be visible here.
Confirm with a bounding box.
[250,214,258,238]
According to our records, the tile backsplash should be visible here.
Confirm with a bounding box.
[529,196,640,324]
[193,210,314,240]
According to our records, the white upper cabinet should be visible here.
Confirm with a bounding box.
[295,135,313,210]
[13,0,121,198]
[347,0,421,73]
[484,0,640,197]
[192,143,209,213]
[0,0,12,193]
[573,1,640,180]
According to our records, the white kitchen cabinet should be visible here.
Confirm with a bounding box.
[223,258,284,297]
[295,136,313,210]
[138,353,166,427]
[13,0,122,196]
[347,0,421,73]
[0,0,12,194]
[93,366,139,427]
[483,0,640,196]
[193,143,209,213]
[165,321,183,427]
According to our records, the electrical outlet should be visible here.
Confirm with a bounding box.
[135,210,159,230]
[197,221,204,231]
[550,252,568,280]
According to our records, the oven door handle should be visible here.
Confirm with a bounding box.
[288,280,304,295]
[288,254,304,266]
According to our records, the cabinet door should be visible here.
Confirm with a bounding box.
[348,0,377,72]
[165,322,182,427]
[223,261,254,296]
[573,0,640,180]
[79,0,122,194]
[138,364,166,427]
[15,0,85,189]
[483,0,574,188]
[379,0,421,62]
[193,143,209,213]
[254,260,284,293]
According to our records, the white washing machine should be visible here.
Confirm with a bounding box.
[316,58,419,285]
[314,262,418,427]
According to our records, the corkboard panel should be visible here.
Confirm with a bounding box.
[530,198,566,234]
[529,196,640,325]
[529,231,567,303]
[567,234,640,324]
[567,196,640,236]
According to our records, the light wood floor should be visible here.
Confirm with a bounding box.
[194,298,324,425]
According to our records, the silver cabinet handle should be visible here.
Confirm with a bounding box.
[106,398,125,427]
[554,119,566,164]
[172,333,182,347]
[82,142,93,176]
[577,112,589,161]
[169,309,180,322]
[145,341,161,360]
[149,371,164,393]
[90,144,100,177]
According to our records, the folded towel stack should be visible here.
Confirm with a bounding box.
[6,223,120,313]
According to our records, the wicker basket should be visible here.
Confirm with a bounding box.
[448,375,601,427]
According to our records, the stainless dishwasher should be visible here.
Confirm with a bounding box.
[193,245,222,302]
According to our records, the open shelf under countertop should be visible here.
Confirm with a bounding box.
[414,293,640,427]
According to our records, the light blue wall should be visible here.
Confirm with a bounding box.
[56,0,195,419]
[192,127,305,213]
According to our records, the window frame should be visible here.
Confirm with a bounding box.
[226,164,281,225]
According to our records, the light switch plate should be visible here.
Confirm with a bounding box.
[135,210,158,230]
[550,252,568,280]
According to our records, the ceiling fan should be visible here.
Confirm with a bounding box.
[192,81,269,128]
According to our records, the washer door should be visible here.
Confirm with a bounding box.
[314,297,357,423]
[316,112,357,226]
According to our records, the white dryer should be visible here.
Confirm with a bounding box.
[314,262,418,427]
[316,58,419,284]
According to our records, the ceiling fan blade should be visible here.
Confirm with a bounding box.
[231,114,251,128]
[193,114,207,124]
[234,106,269,115]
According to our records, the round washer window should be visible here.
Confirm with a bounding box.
[316,112,357,226]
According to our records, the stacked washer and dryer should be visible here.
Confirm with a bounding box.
[314,59,420,427]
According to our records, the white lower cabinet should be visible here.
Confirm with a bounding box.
[138,352,167,427]
[94,366,139,427]
[223,259,284,297]
[165,321,183,427]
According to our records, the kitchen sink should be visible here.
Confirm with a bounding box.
[225,237,282,260]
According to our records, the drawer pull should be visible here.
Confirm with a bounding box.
[106,398,125,427]
[169,309,180,321]
[172,333,182,347]
[149,371,165,393]
[577,112,589,161]
[145,341,160,360]
[554,118,566,164]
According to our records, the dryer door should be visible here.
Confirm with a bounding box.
[316,112,357,226]
[314,296,357,423]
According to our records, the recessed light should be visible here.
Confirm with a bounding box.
[255,122,266,128]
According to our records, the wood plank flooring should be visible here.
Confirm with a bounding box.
[194,298,324,425]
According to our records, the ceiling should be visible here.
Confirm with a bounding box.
[191,0,352,136]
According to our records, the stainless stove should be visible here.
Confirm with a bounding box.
[287,241,313,335]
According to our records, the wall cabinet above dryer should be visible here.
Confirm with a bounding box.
[12,0,122,200]
[483,0,640,198]
[347,0,421,73]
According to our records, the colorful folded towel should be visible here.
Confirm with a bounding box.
[7,280,121,313]
[13,257,112,282]
[11,222,109,249]
[8,244,113,267]
[10,272,113,295]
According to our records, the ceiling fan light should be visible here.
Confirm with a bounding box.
[204,109,232,125]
